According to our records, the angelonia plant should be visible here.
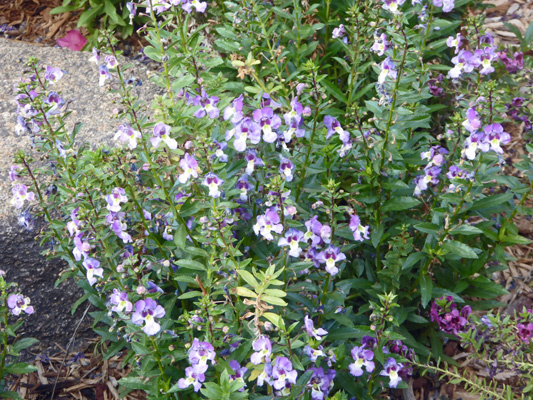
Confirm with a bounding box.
[9,0,533,398]
[0,271,38,398]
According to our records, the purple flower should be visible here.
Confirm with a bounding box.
[73,233,90,261]
[307,367,336,400]
[449,50,480,79]
[105,55,118,69]
[349,345,375,376]
[236,175,253,201]
[361,335,378,348]
[179,153,200,183]
[9,165,21,182]
[279,156,295,182]
[105,188,128,212]
[44,92,65,115]
[7,294,34,316]
[380,358,403,388]
[45,66,64,84]
[211,140,228,162]
[324,116,349,143]
[90,47,101,64]
[177,364,207,392]
[253,209,284,241]
[304,216,332,246]
[476,47,496,75]
[181,0,207,13]
[272,356,298,391]
[17,210,34,231]
[371,32,389,56]
[98,65,111,86]
[378,57,397,84]
[433,0,454,12]
[304,344,325,362]
[250,335,272,365]
[114,124,141,149]
[193,90,219,119]
[463,132,489,160]
[349,214,370,242]
[332,24,346,40]
[316,245,346,276]
[189,338,216,366]
[414,166,441,196]
[151,123,177,149]
[257,361,273,387]
[446,33,463,54]
[67,207,80,236]
[430,296,472,335]
[245,149,264,174]
[11,184,35,209]
[421,145,448,168]
[82,257,103,286]
[446,165,471,180]
[131,298,166,336]
[283,117,305,143]
[384,0,406,13]
[260,93,281,109]
[202,173,224,198]
[304,315,328,340]
[224,95,244,124]
[229,360,248,390]
[484,123,510,154]
[110,289,133,313]
[253,107,281,143]
[278,229,305,257]
[228,117,261,152]
[462,108,482,133]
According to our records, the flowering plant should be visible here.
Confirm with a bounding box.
[10,0,533,398]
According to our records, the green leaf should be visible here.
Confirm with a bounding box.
[381,197,420,212]
[176,259,206,271]
[178,291,203,299]
[77,4,103,28]
[261,295,287,306]
[371,224,384,248]
[414,223,440,235]
[104,0,126,26]
[232,287,257,297]
[420,275,433,308]
[11,338,39,353]
[442,240,478,259]
[0,391,23,399]
[449,225,483,235]
[326,327,367,341]
[119,376,153,391]
[503,22,523,41]
[525,21,533,44]
[4,363,37,374]
[470,193,513,211]
[173,225,187,249]
[50,4,79,15]
[237,270,259,288]
[321,79,347,103]
[263,289,286,297]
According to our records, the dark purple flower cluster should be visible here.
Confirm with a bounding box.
[506,97,531,131]
[431,296,472,335]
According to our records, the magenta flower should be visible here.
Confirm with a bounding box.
[105,188,128,212]
[7,294,34,316]
[151,123,177,150]
[114,124,142,149]
[349,214,370,242]
[250,335,272,365]
[110,289,133,313]
[57,29,87,51]
[177,364,207,392]
[11,184,35,209]
[498,51,524,74]
[517,323,533,343]
[82,257,103,286]
[430,296,472,335]
[179,153,200,184]
[349,346,375,377]
[317,246,346,276]
[380,358,403,388]
[188,338,216,366]
[132,298,166,336]
[253,107,281,143]
[304,315,328,340]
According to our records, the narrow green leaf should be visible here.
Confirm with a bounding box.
[176,259,206,271]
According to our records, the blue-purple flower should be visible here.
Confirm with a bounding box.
[151,123,177,150]
[45,66,64,84]
[236,175,253,201]
[484,123,510,154]
[114,124,142,149]
[224,95,244,124]
[82,257,103,286]
[11,184,35,209]
[177,364,206,392]
[228,117,261,152]
[189,338,216,366]
[7,294,34,316]
[279,156,295,182]
[349,214,370,242]
[304,315,328,340]
[380,358,403,388]
[371,32,389,56]
[228,360,248,391]
[324,116,349,143]
[253,209,284,241]
[181,0,207,13]
[245,149,264,174]
[414,166,441,196]
[253,107,281,143]
[378,57,398,84]
[307,367,336,400]
[110,289,133,313]
[193,90,220,119]
[98,65,111,86]
[317,246,346,276]
[278,229,305,257]
[105,188,128,212]
[349,345,375,376]
[179,154,200,184]
[272,356,298,392]
[202,173,224,198]
[131,298,166,336]
[250,335,272,365]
